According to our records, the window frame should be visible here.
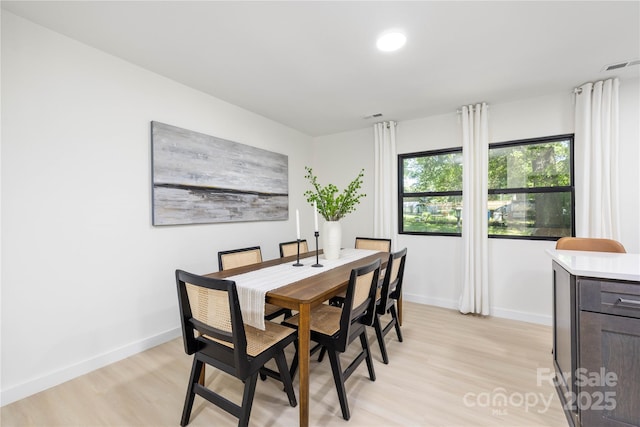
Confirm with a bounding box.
[397,147,463,237]
[487,134,575,240]
[397,134,575,240]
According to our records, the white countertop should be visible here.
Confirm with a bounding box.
[546,249,640,282]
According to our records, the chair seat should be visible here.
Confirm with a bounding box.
[284,304,342,336]
[204,320,296,357]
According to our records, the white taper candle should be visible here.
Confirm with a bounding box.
[296,209,300,240]
[314,202,319,232]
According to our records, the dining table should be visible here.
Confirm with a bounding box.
[205,248,389,427]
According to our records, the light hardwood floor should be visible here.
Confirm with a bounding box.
[1,303,568,426]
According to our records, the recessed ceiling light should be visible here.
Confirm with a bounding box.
[376,31,406,52]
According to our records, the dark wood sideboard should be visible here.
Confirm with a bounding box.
[549,251,640,427]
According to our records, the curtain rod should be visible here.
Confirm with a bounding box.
[456,104,488,114]
[574,77,618,94]
[376,120,396,128]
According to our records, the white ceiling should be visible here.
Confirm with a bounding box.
[3,1,639,137]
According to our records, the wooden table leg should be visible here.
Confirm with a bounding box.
[398,295,403,326]
[298,303,310,427]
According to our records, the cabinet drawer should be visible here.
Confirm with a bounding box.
[579,279,640,319]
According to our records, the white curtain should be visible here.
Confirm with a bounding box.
[574,78,620,240]
[373,121,398,248]
[459,103,490,315]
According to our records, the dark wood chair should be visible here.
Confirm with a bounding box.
[175,270,297,427]
[372,248,407,364]
[328,236,391,306]
[283,259,381,420]
[555,237,626,253]
[218,246,292,321]
[279,239,309,258]
[353,237,405,324]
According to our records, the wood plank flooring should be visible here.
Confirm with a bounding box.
[1,303,568,426]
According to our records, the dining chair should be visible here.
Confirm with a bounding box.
[328,236,392,306]
[372,248,407,364]
[353,237,404,324]
[218,246,292,321]
[215,246,292,386]
[175,270,297,427]
[555,237,626,253]
[284,259,381,421]
[218,246,263,271]
[279,239,309,258]
[354,237,392,252]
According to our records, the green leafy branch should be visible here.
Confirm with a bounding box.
[303,166,366,221]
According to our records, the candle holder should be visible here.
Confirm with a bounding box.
[312,231,323,268]
[293,239,303,267]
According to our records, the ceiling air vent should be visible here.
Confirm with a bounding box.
[363,113,383,119]
[602,59,640,71]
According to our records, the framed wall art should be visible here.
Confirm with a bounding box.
[151,121,288,225]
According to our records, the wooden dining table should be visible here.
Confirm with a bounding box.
[205,249,388,427]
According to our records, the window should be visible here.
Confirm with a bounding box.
[399,148,463,235]
[398,134,574,239]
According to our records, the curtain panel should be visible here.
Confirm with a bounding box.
[574,78,620,240]
[459,103,490,315]
[373,121,398,248]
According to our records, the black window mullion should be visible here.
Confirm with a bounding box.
[488,186,573,195]
[402,190,463,198]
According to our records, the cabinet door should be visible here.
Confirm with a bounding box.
[553,261,579,427]
[579,311,640,427]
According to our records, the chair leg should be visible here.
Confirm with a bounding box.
[373,313,389,364]
[327,350,350,421]
[390,304,403,342]
[289,340,299,380]
[238,373,259,427]
[180,358,203,426]
[359,331,376,381]
[274,350,297,407]
[317,346,327,362]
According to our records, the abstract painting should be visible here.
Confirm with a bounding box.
[151,121,288,225]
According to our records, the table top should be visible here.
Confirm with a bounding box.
[546,249,640,282]
[207,249,389,308]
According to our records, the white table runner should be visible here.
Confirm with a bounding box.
[226,248,379,329]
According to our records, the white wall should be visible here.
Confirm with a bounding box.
[0,12,313,405]
[310,127,376,245]
[617,78,640,250]
[313,81,640,325]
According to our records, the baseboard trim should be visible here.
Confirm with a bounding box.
[490,306,552,326]
[1,327,181,407]
[403,294,552,326]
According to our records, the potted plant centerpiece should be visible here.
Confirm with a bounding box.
[304,166,366,260]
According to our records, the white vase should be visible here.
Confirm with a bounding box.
[322,221,342,260]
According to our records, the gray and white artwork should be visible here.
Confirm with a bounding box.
[151,121,288,225]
